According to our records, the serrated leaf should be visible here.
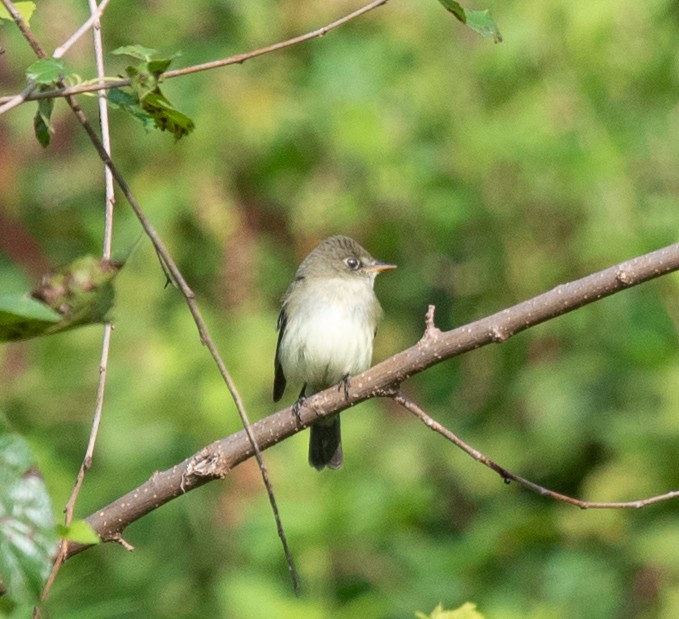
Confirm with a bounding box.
[25,58,66,85]
[436,0,502,43]
[111,44,158,62]
[0,431,58,605]
[56,520,100,545]
[108,47,192,139]
[142,91,195,140]
[0,2,36,23]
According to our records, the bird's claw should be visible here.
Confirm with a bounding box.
[292,396,306,428]
[339,374,351,401]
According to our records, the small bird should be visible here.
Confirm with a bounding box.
[273,236,396,470]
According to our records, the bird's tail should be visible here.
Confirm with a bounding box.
[308,415,343,471]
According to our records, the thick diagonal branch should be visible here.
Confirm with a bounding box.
[66,241,679,558]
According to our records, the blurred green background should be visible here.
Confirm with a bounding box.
[2,0,679,616]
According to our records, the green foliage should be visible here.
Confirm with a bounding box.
[0,256,122,342]
[416,602,485,619]
[436,0,502,43]
[0,295,61,326]
[56,520,100,545]
[108,45,195,140]
[3,0,679,617]
[33,94,54,147]
[25,59,70,147]
[0,1,35,23]
[0,424,58,606]
[25,58,67,85]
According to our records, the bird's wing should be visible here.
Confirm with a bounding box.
[273,307,287,401]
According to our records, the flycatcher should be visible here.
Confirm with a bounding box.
[273,235,396,470]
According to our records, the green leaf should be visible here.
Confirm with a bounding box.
[111,44,158,62]
[0,430,58,605]
[33,95,54,148]
[0,256,123,342]
[0,295,60,342]
[416,602,485,619]
[109,47,193,138]
[0,295,61,324]
[437,0,465,22]
[147,58,173,75]
[30,255,123,333]
[436,0,502,43]
[108,87,156,131]
[56,520,100,545]
[463,9,502,43]
[142,91,195,140]
[0,2,36,23]
[25,58,66,85]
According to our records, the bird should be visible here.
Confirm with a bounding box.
[273,235,396,470]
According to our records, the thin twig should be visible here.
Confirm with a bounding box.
[52,0,112,60]
[162,0,389,79]
[62,0,116,516]
[33,2,116,613]
[393,393,679,509]
[0,80,38,114]
[0,0,111,114]
[0,0,390,106]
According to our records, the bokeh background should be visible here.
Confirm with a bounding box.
[3,0,679,616]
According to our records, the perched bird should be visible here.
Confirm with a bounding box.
[273,236,396,470]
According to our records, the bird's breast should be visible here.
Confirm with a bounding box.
[279,279,380,392]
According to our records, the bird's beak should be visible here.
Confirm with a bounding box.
[365,261,397,273]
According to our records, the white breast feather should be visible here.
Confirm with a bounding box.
[279,277,378,392]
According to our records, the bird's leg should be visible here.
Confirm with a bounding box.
[292,385,307,428]
[339,374,351,401]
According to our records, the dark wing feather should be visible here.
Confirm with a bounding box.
[273,307,287,401]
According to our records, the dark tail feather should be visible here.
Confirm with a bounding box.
[308,415,343,471]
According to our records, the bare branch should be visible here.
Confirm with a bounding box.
[393,393,679,509]
[52,0,112,60]
[0,0,389,106]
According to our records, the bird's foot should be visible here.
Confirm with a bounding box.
[339,374,351,401]
[292,395,306,428]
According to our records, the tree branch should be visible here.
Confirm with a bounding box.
[0,0,389,107]
[393,393,679,509]
[66,240,679,558]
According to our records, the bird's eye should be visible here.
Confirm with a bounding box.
[345,257,361,270]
